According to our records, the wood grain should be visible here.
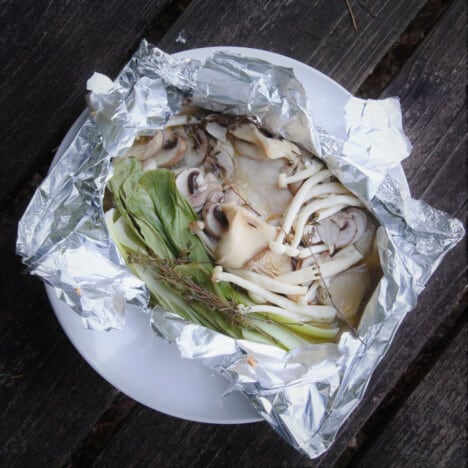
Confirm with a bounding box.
[1,0,466,466]
[316,0,467,464]
[86,1,466,465]
[0,0,171,465]
[357,321,467,467]
[0,236,121,467]
[157,0,426,93]
[90,410,314,467]
[0,0,170,204]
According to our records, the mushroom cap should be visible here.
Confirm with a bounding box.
[202,190,227,239]
[244,248,293,277]
[179,126,210,167]
[313,207,370,252]
[124,130,187,168]
[231,154,292,220]
[156,132,188,167]
[175,168,221,212]
[230,122,300,161]
[215,205,279,269]
[317,266,371,319]
[125,131,164,162]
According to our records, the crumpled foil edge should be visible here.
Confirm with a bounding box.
[17,40,465,458]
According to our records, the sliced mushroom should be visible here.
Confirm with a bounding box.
[205,121,229,143]
[202,190,227,239]
[156,132,188,167]
[215,204,279,269]
[125,131,164,162]
[314,207,370,253]
[125,130,187,168]
[206,143,236,179]
[165,114,201,127]
[176,169,221,212]
[142,158,158,171]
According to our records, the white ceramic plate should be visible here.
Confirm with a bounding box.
[46,47,353,424]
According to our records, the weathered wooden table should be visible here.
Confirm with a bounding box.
[1,1,466,466]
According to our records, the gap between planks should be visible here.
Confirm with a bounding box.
[341,289,467,466]
[5,0,463,465]
[59,0,463,465]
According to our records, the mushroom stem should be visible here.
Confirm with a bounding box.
[231,269,307,296]
[304,281,320,303]
[306,182,351,199]
[277,160,322,188]
[297,244,329,258]
[315,204,348,222]
[269,169,330,254]
[289,195,363,250]
[275,245,364,284]
[212,266,336,322]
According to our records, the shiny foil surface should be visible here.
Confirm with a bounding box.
[17,41,464,458]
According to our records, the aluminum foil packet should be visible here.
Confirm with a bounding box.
[17,41,464,458]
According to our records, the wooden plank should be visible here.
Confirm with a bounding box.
[2,2,463,467]
[0,238,121,467]
[90,406,314,467]
[74,1,466,466]
[315,0,467,464]
[357,321,467,467]
[87,3,468,465]
[157,0,426,94]
[0,0,170,204]
[0,1,174,465]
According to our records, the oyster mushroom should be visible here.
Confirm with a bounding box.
[175,169,221,212]
[244,248,293,277]
[230,153,292,220]
[202,190,227,238]
[317,266,371,319]
[230,122,300,161]
[215,205,279,269]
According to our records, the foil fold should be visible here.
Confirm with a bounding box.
[17,41,464,458]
